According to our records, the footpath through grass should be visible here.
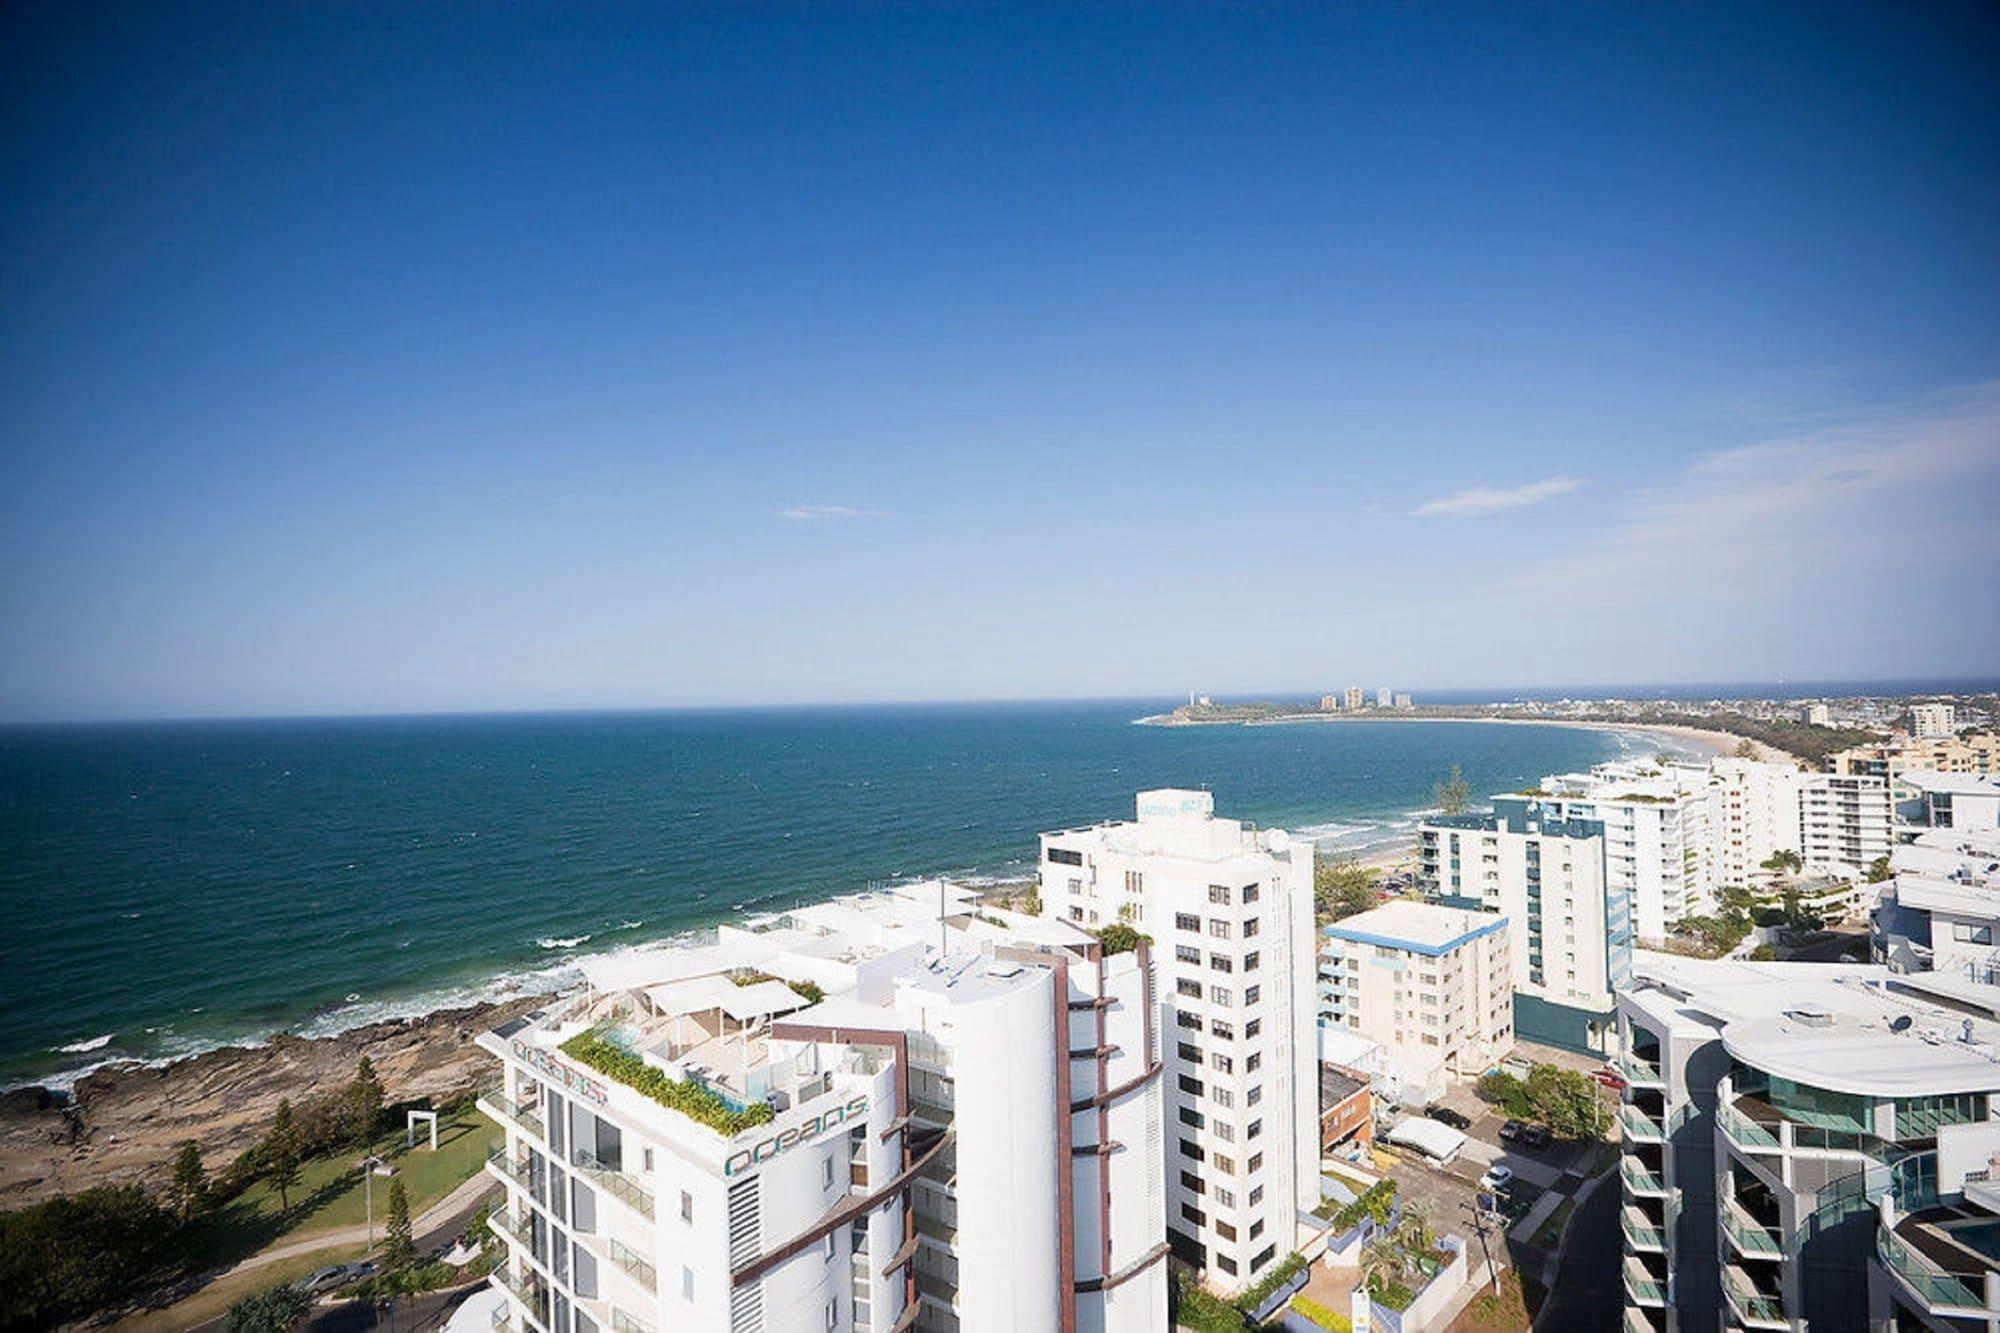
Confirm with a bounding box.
[178,1106,495,1270]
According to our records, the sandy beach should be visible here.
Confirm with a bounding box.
[1143,710,1798,766]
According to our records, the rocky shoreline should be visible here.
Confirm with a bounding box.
[0,994,553,1208]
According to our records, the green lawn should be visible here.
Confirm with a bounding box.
[178,1107,497,1269]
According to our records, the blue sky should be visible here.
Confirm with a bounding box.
[3,2,1996,720]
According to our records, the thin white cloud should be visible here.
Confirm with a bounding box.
[1412,475,1582,518]
[778,505,881,521]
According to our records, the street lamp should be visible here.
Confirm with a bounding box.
[1463,1194,1503,1294]
[362,1156,397,1253]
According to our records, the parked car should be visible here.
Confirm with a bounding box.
[1499,1118,1528,1143]
[1588,1067,1628,1091]
[301,1263,366,1295]
[1478,1164,1515,1192]
[1431,1106,1473,1130]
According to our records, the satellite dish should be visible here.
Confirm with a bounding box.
[1890,1015,1913,1033]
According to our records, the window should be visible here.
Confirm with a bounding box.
[1211,1054,1233,1074]
[1954,923,1995,945]
[1177,1041,1202,1063]
[1180,1169,1206,1194]
[826,1299,838,1330]
[682,1266,695,1301]
[1245,1019,1262,1039]
[1246,1085,1262,1107]
[1214,1187,1236,1209]
[824,1234,837,1262]
[1208,885,1232,905]
[1176,944,1201,964]
[1181,1202,1206,1226]
[1178,1107,1205,1129]
[1125,870,1144,893]
[1212,1153,1235,1174]
[1247,1118,1262,1140]
[1209,919,1231,939]
[1212,1088,1233,1108]
[1247,1152,1262,1173]
[1243,985,1261,1006]
[1209,954,1233,973]
[1213,1121,1234,1142]
[1211,1020,1234,1039]
[1216,1254,1237,1275]
[1242,883,1260,903]
[1243,918,1260,938]
[1249,1217,1264,1239]
[1249,1185,1264,1206]
[1177,978,1203,998]
[680,1190,693,1224]
[1176,913,1201,932]
[1215,1218,1237,1240]
[1244,951,1260,971]
[1245,1052,1261,1073]
[1176,1011,1203,1030]
[1069,906,1084,923]
[1048,847,1083,866]
[822,1157,834,1189]
[1209,985,1232,1006]
[1179,1138,1205,1161]
[1251,1245,1276,1273]
[1178,1075,1204,1096]
[643,1148,654,1172]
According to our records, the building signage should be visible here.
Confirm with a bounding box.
[724,1095,869,1178]
[510,1038,608,1106]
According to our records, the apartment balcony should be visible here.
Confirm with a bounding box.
[606,1237,659,1295]
[1721,1265,1787,1329]
[1621,1207,1667,1253]
[1617,1054,1665,1090]
[573,1148,656,1221]
[914,1268,959,1307]
[1620,1105,1666,1144]
[1879,1220,1993,1318]
[1717,1098,1782,1154]
[492,1268,549,1333]
[1621,1160,1670,1198]
[1623,1307,1665,1333]
[477,1082,546,1142]
[486,1146,539,1199]
[489,1205,534,1251]
[1722,1200,1784,1260]
[914,1213,958,1246]
[1623,1257,1668,1308]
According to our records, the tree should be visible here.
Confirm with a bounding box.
[1393,1197,1435,1254]
[383,1177,414,1269]
[0,1185,172,1330]
[170,1141,208,1223]
[1433,765,1472,816]
[1760,849,1802,876]
[347,1056,385,1145]
[1524,1064,1607,1140]
[1315,856,1377,922]
[1360,1234,1403,1295]
[264,1099,302,1213]
[1867,855,1893,884]
[1092,923,1145,955]
[1734,739,1760,759]
[223,1282,311,1333]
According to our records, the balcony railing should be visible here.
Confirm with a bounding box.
[1623,1259,1667,1306]
[574,1148,656,1220]
[1723,1200,1784,1259]
[1621,1105,1666,1143]
[1621,1208,1666,1251]
[610,1309,655,1333]
[1722,1268,1786,1327]
[1718,1100,1782,1152]
[486,1146,539,1197]
[1879,1224,1988,1313]
[1618,1055,1665,1089]
[1622,1161,1669,1196]
[490,1206,534,1249]
[477,1081,546,1140]
[493,1267,546,1329]
[607,1237,659,1294]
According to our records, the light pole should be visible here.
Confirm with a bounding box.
[1463,1195,1502,1294]
[362,1156,396,1254]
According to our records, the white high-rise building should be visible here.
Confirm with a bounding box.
[477,881,1166,1333]
[1797,771,1893,875]
[1319,901,1514,1090]
[1912,702,1958,739]
[1037,790,1317,1297]
[1375,687,1394,708]
[1707,757,1804,887]
[1526,761,1718,942]
[1418,800,1630,1055]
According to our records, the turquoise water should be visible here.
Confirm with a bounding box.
[0,702,1680,1085]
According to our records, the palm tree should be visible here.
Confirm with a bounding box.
[1360,1234,1403,1297]
[1393,1197,1435,1255]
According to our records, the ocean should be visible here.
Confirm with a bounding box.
[0,701,1695,1088]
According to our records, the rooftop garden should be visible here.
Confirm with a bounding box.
[1091,922,1150,956]
[559,1026,775,1137]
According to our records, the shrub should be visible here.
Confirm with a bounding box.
[1092,923,1147,955]
[1232,1251,1307,1316]
[1290,1295,1352,1331]
[1168,1269,1246,1332]
[0,1186,176,1330]
[559,1028,773,1136]
[1315,1178,1397,1230]
[223,1281,310,1332]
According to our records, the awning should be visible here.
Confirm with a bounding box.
[1386,1116,1467,1162]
